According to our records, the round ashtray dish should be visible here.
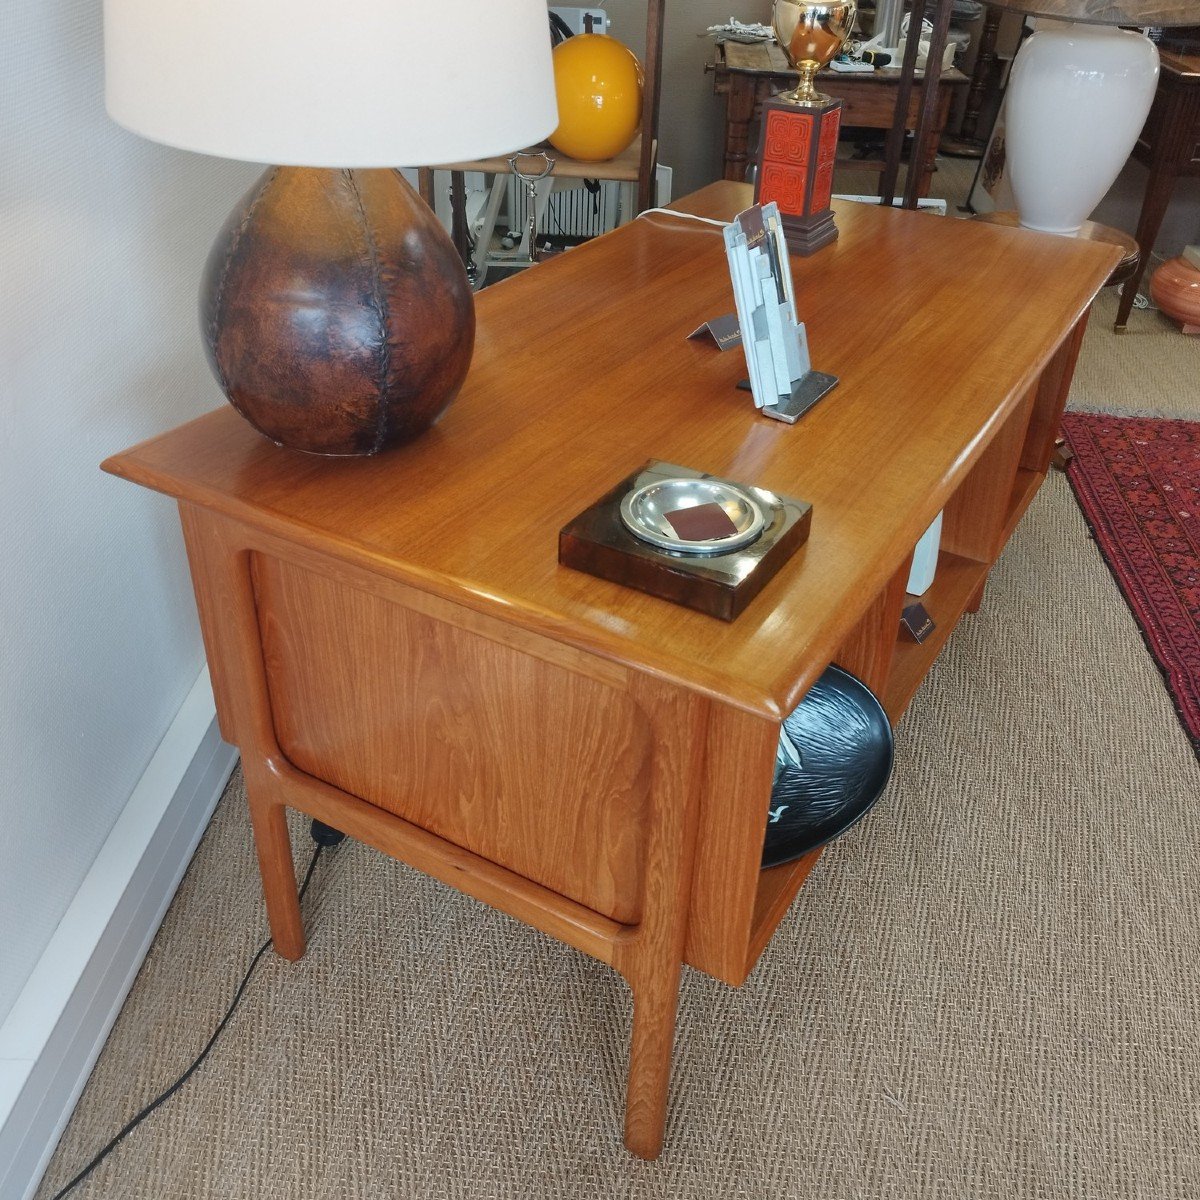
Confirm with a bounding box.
[619,477,765,556]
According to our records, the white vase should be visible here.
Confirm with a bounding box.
[1005,23,1159,237]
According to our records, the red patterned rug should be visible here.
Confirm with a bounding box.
[1062,413,1200,757]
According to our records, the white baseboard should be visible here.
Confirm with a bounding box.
[0,668,238,1200]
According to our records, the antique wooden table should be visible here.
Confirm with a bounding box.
[1115,49,1200,331]
[104,183,1117,1159]
[708,41,968,195]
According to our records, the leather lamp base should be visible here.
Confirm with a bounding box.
[203,167,475,456]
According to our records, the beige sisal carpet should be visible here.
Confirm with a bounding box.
[37,167,1200,1200]
[1069,288,1199,420]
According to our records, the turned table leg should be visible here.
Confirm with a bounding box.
[723,78,759,183]
[1115,166,1178,332]
[622,957,686,1158]
[613,677,709,1158]
[246,785,306,961]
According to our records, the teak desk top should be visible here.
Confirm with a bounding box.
[106,182,1117,721]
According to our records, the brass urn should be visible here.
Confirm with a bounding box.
[773,0,858,105]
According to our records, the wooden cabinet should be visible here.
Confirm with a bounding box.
[104,183,1118,1159]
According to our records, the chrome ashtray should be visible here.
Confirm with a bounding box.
[619,477,766,556]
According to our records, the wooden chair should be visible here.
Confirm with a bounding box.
[878,0,957,209]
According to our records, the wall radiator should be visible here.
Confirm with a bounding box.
[504,177,624,239]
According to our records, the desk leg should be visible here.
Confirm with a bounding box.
[622,954,686,1158]
[246,780,307,962]
[1115,167,1178,331]
[613,677,709,1159]
[180,505,307,962]
[965,578,987,614]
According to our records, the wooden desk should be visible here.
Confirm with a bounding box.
[103,184,1116,1160]
[1115,49,1200,331]
[708,42,968,194]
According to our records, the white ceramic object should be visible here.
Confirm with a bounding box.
[906,511,942,597]
[1006,24,1159,237]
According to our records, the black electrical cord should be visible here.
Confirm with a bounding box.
[548,11,574,46]
[49,825,341,1200]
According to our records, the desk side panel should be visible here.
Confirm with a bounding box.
[683,704,781,985]
[252,553,652,925]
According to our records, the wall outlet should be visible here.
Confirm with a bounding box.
[550,6,608,35]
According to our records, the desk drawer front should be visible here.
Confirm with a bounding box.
[253,554,652,924]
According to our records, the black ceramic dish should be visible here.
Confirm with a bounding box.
[762,665,894,868]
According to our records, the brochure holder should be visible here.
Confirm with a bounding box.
[721,202,838,424]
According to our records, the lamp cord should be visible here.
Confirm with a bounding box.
[636,207,730,230]
[48,842,332,1200]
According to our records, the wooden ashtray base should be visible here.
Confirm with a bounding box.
[558,460,812,620]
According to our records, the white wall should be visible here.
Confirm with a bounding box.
[0,1,260,1022]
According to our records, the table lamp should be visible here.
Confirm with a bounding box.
[104,0,557,456]
[755,0,858,255]
[987,0,1195,237]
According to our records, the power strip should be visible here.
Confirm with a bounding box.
[829,57,874,73]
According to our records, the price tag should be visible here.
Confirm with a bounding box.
[900,601,935,644]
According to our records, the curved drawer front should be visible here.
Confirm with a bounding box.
[253,553,652,925]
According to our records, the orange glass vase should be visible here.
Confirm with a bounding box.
[549,34,643,162]
[1149,256,1200,335]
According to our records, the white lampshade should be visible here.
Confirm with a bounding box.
[104,0,559,168]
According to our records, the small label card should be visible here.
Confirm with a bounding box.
[687,312,743,351]
[900,600,935,644]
